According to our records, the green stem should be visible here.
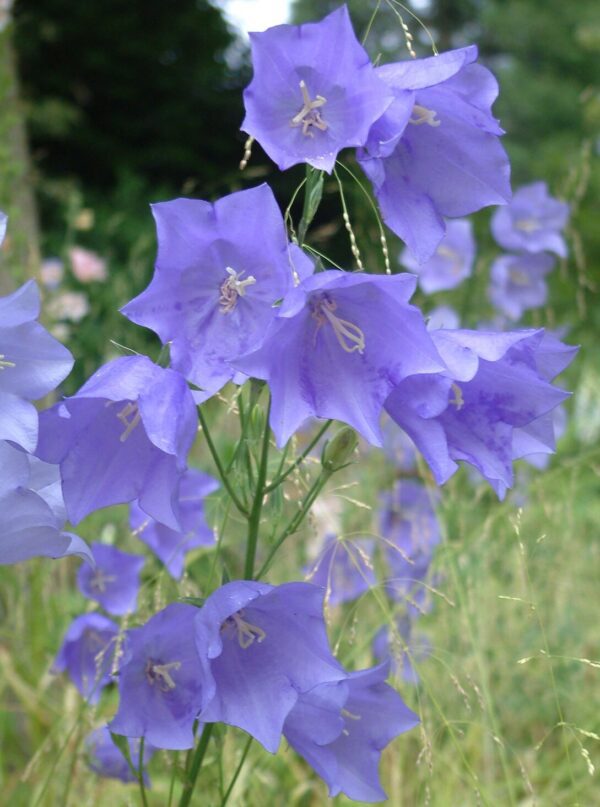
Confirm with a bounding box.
[265,420,332,493]
[198,407,249,517]
[220,735,253,807]
[138,738,149,807]
[256,470,332,580]
[179,723,214,807]
[243,397,272,579]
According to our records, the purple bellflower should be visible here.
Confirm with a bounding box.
[385,329,575,497]
[78,543,145,615]
[373,617,431,686]
[241,6,392,172]
[85,727,155,785]
[53,613,119,704]
[0,440,91,565]
[380,480,440,608]
[110,603,215,750]
[491,181,569,257]
[234,270,445,447]
[130,468,219,579]
[488,252,555,320]
[400,219,476,293]
[0,280,73,452]
[121,185,313,395]
[306,534,375,606]
[380,415,418,471]
[284,661,419,802]
[359,46,511,263]
[195,580,347,753]
[36,356,197,528]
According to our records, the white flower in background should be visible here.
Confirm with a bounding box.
[47,291,89,323]
[69,246,107,283]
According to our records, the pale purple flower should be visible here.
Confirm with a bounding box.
[46,290,90,322]
[53,613,119,703]
[196,580,347,752]
[122,184,313,395]
[0,440,91,565]
[36,356,197,528]
[400,219,475,293]
[306,534,375,605]
[283,661,419,802]
[78,544,145,615]
[380,414,418,471]
[385,329,574,497]
[426,305,460,331]
[0,280,73,452]
[488,252,555,320]
[69,246,108,283]
[110,603,215,750]
[373,617,430,685]
[129,468,219,579]
[234,270,445,447]
[241,6,392,172]
[359,46,511,263]
[85,727,155,785]
[491,181,569,257]
[39,258,64,289]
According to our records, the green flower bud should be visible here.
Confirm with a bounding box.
[321,427,358,472]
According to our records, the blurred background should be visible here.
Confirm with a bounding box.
[0,1,598,805]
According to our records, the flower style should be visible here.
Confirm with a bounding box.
[400,219,475,293]
[130,468,219,579]
[0,279,73,452]
[53,613,119,703]
[78,543,145,615]
[36,356,197,528]
[195,580,347,753]
[380,480,440,607]
[283,661,419,802]
[85,727,155,785]
[306,534,375,606]
[491,181,569,257]
[121,184,313,395]
[488,252,555,320]
[110,603,215,750]
[241,6,392,172]
[234,270,445,447]
[0,440,91,565]
[359,46,511,263]
[385,329,575,497]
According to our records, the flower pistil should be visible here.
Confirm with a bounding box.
[312,295,365,354]
[291,80,328,137]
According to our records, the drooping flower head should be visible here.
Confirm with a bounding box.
[359,46,511,263]
[78,543,145,615]
[53,613,119,704]
[129,468,219,579]
[0,440,91,565]
[109,603,215,750]
[0,280,73,452]
[241,6,392,172]
[234,270,445,447]
[491,181,569,257]
[488,252,555,320]
[196,580,347,752]
[283,661,419,802]
[400,218,476,293]
[385,329,576,498]
[306,534,375,606]
[85,727,155,785]
[122,184,313,395]
[36,356,197,527]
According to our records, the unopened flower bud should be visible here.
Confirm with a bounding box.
[321,427,358,472]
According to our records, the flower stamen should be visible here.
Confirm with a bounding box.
[145,659,181,692]
[449,382,464,410]
[515,217,540,233]
[409,104,441,127]
[219,267,257,314]
[436,244,463,276]
[312,296,365,354]
[222,611,267,649]
[90,569,117,593]
[0,354,15,370]
[116,402,141,442]
[509,268,531,287]
[291,80,328,138]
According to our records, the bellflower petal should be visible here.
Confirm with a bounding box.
[306,534,375,605]
[78,544,145,615]
[489,252,555,320]
[85,727,155,785]
[400,219,475,293]
[491,181,569,256]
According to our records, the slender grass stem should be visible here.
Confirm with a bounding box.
[243,397,271,578]
[178,723,214,807]
[198,407,249,517]
[265,420,332,492]
[220,736,253,807]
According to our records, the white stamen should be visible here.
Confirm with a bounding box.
[436,244,463,276]
[116,402,141,442]
[291,80,328,138]
[341,708,362,720]
[509,269,531,287]
[145,659,181,692]
[409,103,441,127]
[223,611,266,649]
[312,296,365,355]
[449,382,464,410]
[219,267,257,314]
[0,354,15,370]
[515,217,540,233]
[90,569,117,593]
